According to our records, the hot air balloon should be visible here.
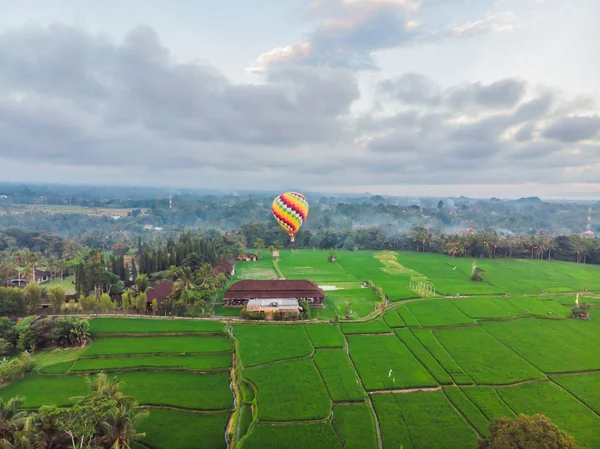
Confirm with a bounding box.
[271,192,309,242]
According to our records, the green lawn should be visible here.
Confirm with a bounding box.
[41,275,75,293]
[482,318,600,373]
[434,327,544,385]
[138,409,230,449]
[443,386,490,436]
[332,404,378,449]
[348,335,437,390]
[305,324,345,348]
[412,329,472,385]
[233,324,312,367]
[461,386,516,421]
[71,354,232,372]
[551,373,600,415]
[89,318,225,334]
[341,317,391,335]
[373,391,477,449]
[313,350,367,402]
[325,288,380,318]
[83,336,232,357]
[497,381,600,448]
[239,423,341,449]
[406,299,475,327]
[243,359,330,421]
[394,328,453,385]
[234,258,278,280]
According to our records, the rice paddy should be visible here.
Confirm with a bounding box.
[2,249,600,448]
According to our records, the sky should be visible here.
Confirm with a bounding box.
[1,0,599,199]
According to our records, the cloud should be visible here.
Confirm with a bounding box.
[248,2,522,72]
[450,11,522,38]
[0,23,599,192]
[542,116,600,142]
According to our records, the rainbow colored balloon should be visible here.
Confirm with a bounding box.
[271,192,309,242]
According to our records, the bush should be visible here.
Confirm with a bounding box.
[51,318,90,347]
[0,351,33,383]
[240,308,265,320]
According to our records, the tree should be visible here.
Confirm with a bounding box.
[151,298,158,316]
[122,291,131,316]
[478,414,579,449]
[253,238,265,249]
[22,281,41,315]
[100,293,113,314]
[136,293,147,314]
[299,300,311,319]
[471,262,485,282]
[47,286,66,314]
[135,274,149,293]
[437,200,444,211]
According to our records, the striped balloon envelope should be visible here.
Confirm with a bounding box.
[271,192,309,242]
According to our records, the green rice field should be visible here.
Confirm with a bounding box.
[3,249,600,448]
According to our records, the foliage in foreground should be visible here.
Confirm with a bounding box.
[477,414,579,449]
[0,373,148,448]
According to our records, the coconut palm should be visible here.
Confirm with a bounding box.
[253,238,265,249]
[97,398,148,449]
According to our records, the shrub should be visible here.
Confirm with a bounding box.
[0,351,33,383]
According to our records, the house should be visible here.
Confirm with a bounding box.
[211,260,234,277]
[146,280,174,307]
[247,299,300,316]
[272,250,280,258]
[223,280,325,308]
[23,270,51,285]
[236,253,258,262]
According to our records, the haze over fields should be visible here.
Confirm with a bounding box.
[0,0,599,198]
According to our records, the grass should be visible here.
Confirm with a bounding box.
[89,318,225,334]
[0,375,88,408]
[506,297,570,318]
[373,391,477,449]
[243,359,330,421]
[347,335,437,390]
[234,258,278,280]
[112,371,233,410]
[412,329,472,385]
[406,299,475,327]
[433,327,544,385]
[305,324,345,348]
[40,275,75,293]
[233,325,313,367]
[341,317,391,335]
[394,328,453,385]
[313,350,367,402]
[238,404,253,442]
[71,354,232,372]
[138,409,230,449]
[481,318,600,373]
[383,310,405,328]
[396,306,421,327]
[332,403,378,449]
[276,250,357,282]
[551,373,600,415]
[325,288,380,318]
[461,386,516,421]
[497,381,600,448]
[443,386,490,436]
[33,347,86,372]
[451,296,525,319]
[0,372,232,410]
[83,336,232,357]
[239,423,341,449]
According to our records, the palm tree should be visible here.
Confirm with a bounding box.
[0,397,27,440]
[195,263,215,291]
[172,266,198,304]
[253,238,265,250]
[97,397,148,449]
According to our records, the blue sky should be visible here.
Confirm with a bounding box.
[0,0,599,198]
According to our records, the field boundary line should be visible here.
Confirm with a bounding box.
[139,405,232,415]
[547,368,600,377]
[415,329,474,385]
[369,386,441,395]
[342,332,383,449]
[477,324,548,380]
[441,387,486,438]
[548,378,600,420]
[242,354,314,370]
